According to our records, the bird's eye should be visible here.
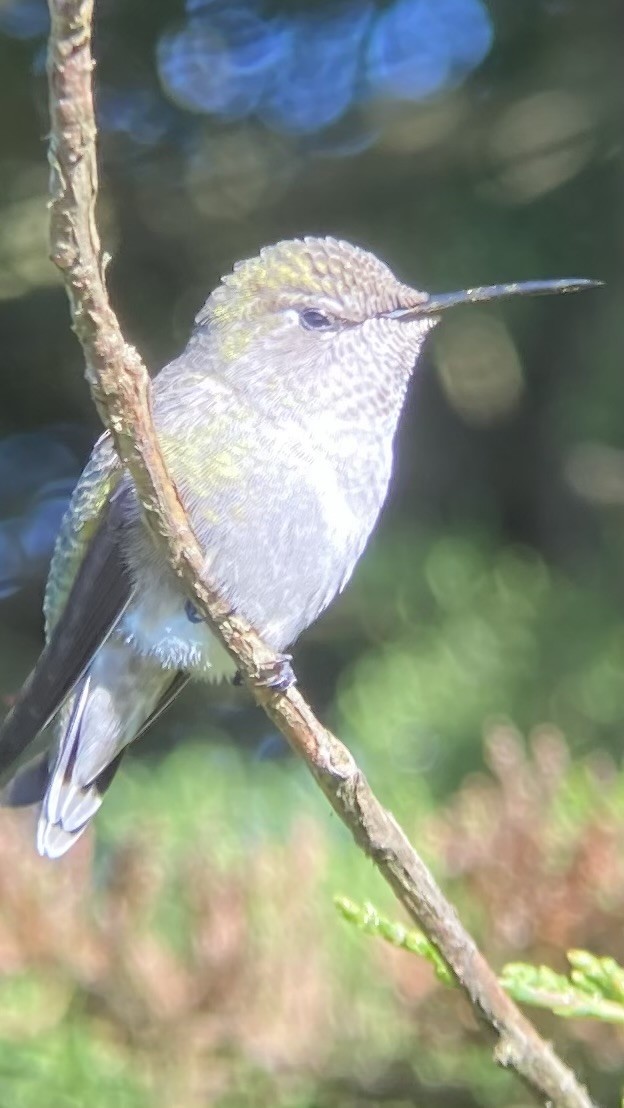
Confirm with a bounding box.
[299,308,334,331]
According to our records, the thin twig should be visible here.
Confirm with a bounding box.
[45,3,597,1105]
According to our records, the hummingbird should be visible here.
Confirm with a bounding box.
[0,237,599,858]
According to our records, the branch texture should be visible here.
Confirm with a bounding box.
[46,3,597,1105]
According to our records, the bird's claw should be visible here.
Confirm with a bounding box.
[185,600,295,691]
[233,654,296,692]
[256,653,296,692]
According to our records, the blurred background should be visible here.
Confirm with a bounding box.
[0,0,622,1104]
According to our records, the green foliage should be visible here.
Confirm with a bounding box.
[0,1020,147,1108]
[334,896,453,984]
[340,529,624,795]
[501,952,624,1024]
[1,722,624,1106]
[337,895,624,1026]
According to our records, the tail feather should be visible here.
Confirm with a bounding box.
[35,645,175,859]
[37,821,88,860]
[44,677,91,821]
[59,781,102,834]
[37,676,104,857]
[3,638,187,859]
[27,752,126,859]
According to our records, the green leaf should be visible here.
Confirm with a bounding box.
[336,898,624,1026]
[500,959,624,1023]
[334,896,453,984]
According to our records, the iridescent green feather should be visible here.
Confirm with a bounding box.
[43,433,122,638]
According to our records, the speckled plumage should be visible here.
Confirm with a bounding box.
[0,236,599,855]
[0,237,440,856]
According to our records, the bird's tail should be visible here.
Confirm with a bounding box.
[36,675,114,858]
[4,641,173,859]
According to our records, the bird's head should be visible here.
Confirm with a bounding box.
[199,235,432,358]
[194,236,600,428]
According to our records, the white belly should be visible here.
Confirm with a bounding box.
[117,577,235,680]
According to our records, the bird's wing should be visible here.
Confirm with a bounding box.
[44,430,122,637]
[134,670,191,740]
[0,434,131,781]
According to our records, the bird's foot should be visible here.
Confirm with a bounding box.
[185,601,295,691]
[256,653,296,692]
[233,654,296,692]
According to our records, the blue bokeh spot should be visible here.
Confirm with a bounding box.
[157,0,493,137]
[259,2,374,135]
[0,0,48,40]
[0,428,83,601]
[157,4,285,118]
[367,0,493,99]
[2,0,494,147]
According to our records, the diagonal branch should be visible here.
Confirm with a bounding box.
[45,2,597,1105]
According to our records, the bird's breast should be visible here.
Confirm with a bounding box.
[118,412,393,665]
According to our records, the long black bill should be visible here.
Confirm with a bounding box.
[387,277,603,320]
